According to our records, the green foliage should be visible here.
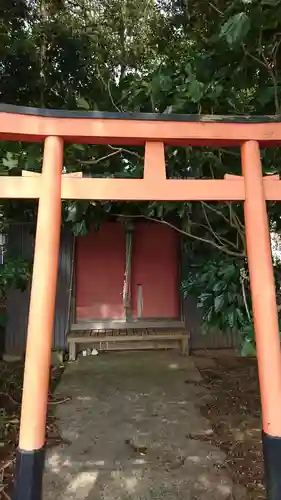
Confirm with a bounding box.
[0,256,30,328]
[182,258,250,334]
[2,152,18,171]
[76,97,90,110]
[0,258,31,298]
[219,12,251,46]
[182,253,281,355]
[1,0,281,355]
[240,323,256,357]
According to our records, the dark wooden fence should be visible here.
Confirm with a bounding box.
[5,223,74,355]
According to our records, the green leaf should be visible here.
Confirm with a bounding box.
[227,311,234,328]
[236,308,245,324]
[219,263,237,281]
[184,63,193,77]
[219,12,251,46]
[264,165,278,175]
[76,97,90,110]
[261,0,281,5]
[163,105,173,114]
[241,338,256,357]
[243,323,255,340]
[72,144,85,152]
[157,204,164,218]
[199,292,212,304]
[66,203,78,222]
[0,258,30,297]
[204,306,214,322]
[213,281,227,292]
[211,84,224,99]
[159,74,172,92]
[3,152,18,170]
[72,220,88,236]
[257,87,274,106]
[187,80,204,103]
[214,294,224,312]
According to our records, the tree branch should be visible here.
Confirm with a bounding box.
[113,213,245,257]
[108,145,143,160]
[201,201,245,248]
[230,209,246,249]
[242,44,268,70]
[241,277,251,321]
[107,79,122,112]
[243,32,281,114]
[260,46,280,114]
[195,223,242,251]
[218,148,240,157]
[79,145,143,166]
[79,149,121,165]
[209,2,223,15]
[201,203,240,251]
[201,201,231,225]
[96,66,123,112]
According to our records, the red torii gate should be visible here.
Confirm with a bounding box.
[1,104,281,500]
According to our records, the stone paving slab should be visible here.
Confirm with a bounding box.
[43,352,246,500]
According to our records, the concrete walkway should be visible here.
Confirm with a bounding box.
[43,352,245,500]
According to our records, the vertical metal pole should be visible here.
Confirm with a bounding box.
[13,136,63,500]
[242,140,281,500]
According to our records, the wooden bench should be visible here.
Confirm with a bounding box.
[68,330,189,361]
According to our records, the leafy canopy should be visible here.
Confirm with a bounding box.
[2,0,281,350]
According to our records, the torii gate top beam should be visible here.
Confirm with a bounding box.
[1,104,281,146]
[1,104,281,202]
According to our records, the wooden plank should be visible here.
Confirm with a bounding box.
[22,170,41,177]
[61,178,245,201]
[264,174,280,181]
[0,177,41,199]
[2,176,281,202]
[71,320,185,331]
[0,177,245,201]
[224,173,280,181]
[67,334,186,342]
[63,172,83,178]
[1,175,280,202]
[264,180,281,200]
[224,174,240,180]
[3,175,281,202]
[91,341,180,351]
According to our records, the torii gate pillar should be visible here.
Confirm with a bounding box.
[242,141,281,500]
[13,136,63,500]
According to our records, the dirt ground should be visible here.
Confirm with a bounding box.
[193,355,265,500]
[0,362,65,499]
[0,352,265,499]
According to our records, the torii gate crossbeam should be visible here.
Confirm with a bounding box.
[0,105,280,500]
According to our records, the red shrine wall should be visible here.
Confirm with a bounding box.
[75,221,180,321]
